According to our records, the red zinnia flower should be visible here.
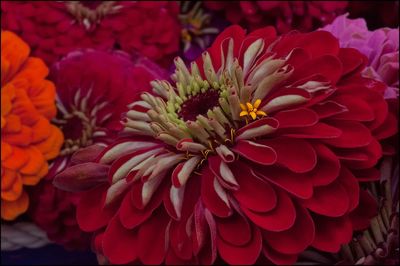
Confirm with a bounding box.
[205,1,348,33]
[28,49,168,250]
[1,1,181,67]
[55,26,397,264]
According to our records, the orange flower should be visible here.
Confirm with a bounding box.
[1,31,64,221]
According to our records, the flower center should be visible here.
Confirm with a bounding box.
[178,89,220,121]
[65,1,121,30]
[57,110,94,156]
[179,2,219,51]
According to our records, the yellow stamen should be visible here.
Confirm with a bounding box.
[239,99,267,120]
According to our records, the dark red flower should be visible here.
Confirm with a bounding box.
[28,49,168,250]
[205,1,348,33]
[1,1,181,67]
[54,26,397,264]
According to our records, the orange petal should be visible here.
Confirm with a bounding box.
[1,171,23,201]
[30,80,57,120]
[1,83,15,117]
[11,88,40,126]
[2,114,22,133]
[34,125,64,160]
[21,162,48,186]
[31,117,51,143]
[1,141,12,161]
[1,190,29,221]
[2,146,29,170]
[2,125,32,146]
[1,31,30,81]
[19,147,46,176]
[10,57,49,89]
[1,168,19,191]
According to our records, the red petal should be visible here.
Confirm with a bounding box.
[330,95,374,121]
[372,112,398,140]
[232,140,277,165]
[208,155,239,190]
[255,165,313,199]
[76,184,117,232]
[236,117,279,140]
[312,101,348,119]
[245,26,276,45]
[337,166,359,212]
[263,203,315,254]
[205,25,246,71]
[197,208,218,265]
[201,167,232,218]
[231,161,277,212]
[300,179,349,217]
[262,245,298,265]
[170,218,193,260]
[349,190,378,231]
[261,88,311,114]
[217,225,262,265]
[258,137,317,173]
[216,212,251,246]
[273,108,318,128]
[102,216,138,264]
[280,122,342,139]
[343,139,382,169]
[120,183,164,229]
[70,144,105,165]
[285,48,310,69]
[311,214,353,253]
[338,48,367,76]
[138,207,169,264]
[53,162,109,192]
[242,188,296,232]
[323,120,372,148]
[273,31,339,59]
[308,144,340,186]
[288,55,342,85]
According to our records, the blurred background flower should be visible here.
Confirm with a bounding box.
[178,1,227,62]
[204,1,348,33]
[1,1,181,67]
[27,49,169,250]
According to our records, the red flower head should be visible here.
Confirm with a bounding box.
[55,26,397,264]
[1,1,181,67]
[205,1,348,33]
[28,49,168,250]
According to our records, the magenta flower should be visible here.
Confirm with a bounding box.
[1,1,181,67]
[28,49,168,250]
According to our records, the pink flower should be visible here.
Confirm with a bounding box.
[321,14,399,99]
[1,1,181,67]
